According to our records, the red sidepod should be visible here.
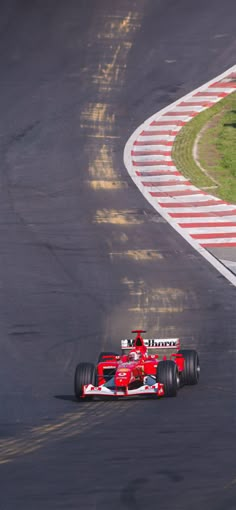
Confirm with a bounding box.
[171,353,185,373]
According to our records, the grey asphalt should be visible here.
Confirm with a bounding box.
[208,247,236,275]
[0,1,236,509]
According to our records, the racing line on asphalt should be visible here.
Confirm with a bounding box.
[124,64,236,286]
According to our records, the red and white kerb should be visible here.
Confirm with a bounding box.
[125,67,236,251]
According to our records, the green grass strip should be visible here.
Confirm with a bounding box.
[172,91,236,203]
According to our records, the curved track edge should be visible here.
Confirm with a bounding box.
[124,64,236,286]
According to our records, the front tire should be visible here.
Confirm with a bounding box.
[74,362,96,400]
[156,360,178,397]
[178,349,200,385]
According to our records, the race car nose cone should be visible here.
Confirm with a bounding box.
[115,369,131,387]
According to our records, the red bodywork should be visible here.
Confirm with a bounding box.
[82,330,185,398]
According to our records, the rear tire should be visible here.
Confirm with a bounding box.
[74,362,96,400]
[178,349,200,385]
[156,360,178,397]
[97,351,118,363]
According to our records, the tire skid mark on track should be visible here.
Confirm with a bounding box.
[0,401,135,465]
[81,11,142,194]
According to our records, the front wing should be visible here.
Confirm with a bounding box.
[82,382,165,398]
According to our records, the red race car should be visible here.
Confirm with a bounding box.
[74,330,200,399]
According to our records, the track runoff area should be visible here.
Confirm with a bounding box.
[124,65,236,286]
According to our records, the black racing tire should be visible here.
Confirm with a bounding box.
[97,351,118,363]
[156,360,178,397]
[74,362,96,400]
[178,349,200,385]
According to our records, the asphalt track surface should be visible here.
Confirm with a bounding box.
[0,1,236,509]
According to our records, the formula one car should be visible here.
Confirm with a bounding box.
[74,330,200,399]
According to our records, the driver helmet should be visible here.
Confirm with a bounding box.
[129,350,142,361]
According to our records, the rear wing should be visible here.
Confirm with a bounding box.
[121,338,180,355]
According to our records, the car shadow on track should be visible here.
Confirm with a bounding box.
[54,394,168,403]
